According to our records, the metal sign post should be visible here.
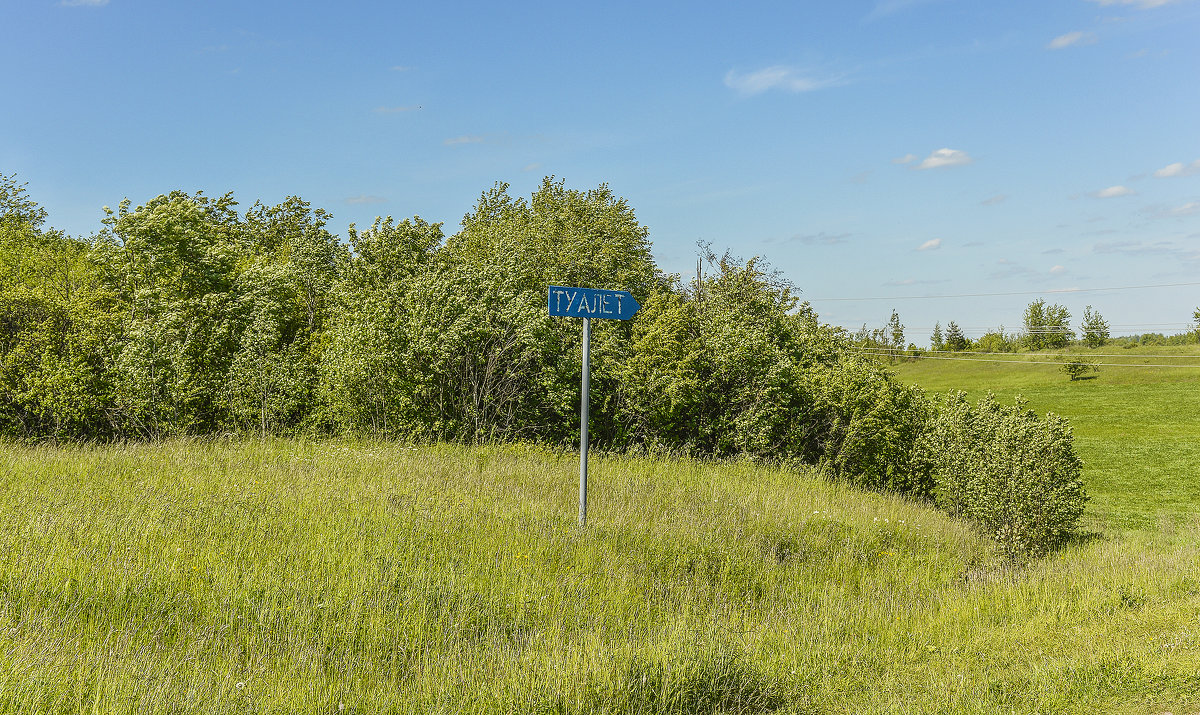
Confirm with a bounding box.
[579,317,590,526]
[548,285,641,527]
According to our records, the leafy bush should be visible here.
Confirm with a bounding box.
[1060,358,1098,381]
[920,392,1087,559]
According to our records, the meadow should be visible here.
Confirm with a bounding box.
[889,343,1200,530]
[3,423,1200,712]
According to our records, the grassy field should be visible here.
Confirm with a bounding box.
[889,343,1200,530]
[3,436,1200,713]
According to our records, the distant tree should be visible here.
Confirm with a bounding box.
[1193,307,1200,343]
[1079,305,1110,348]
[1023,298,1073,350]
[976,328,1017,353]
[888,310,904,349]
[931,322,945,351]
[945,321,969,351]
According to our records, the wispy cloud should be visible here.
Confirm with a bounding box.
[1147,200,1200,218]
[374,105,421,114]
[917,238,942,251]
[1094,240,1198,263]
[345,195,387,205]
[723,66,844,96]
[790,231,851,246]
[1091,185,1136,198]
[866,0,946,21]
[990,258,1038,280]
[1047,31,1097,50]
[60,0,108,6]
[1049,265,1067,275]
[882,278,949,287]
[915,148,972,170]
[981,194,1007,206]
[444,135,485,146]
[390,65,413,72]
[1086,0,1177,8]
[1153,159,1200,178]
[892,153,918,165]
[521,163,542,173]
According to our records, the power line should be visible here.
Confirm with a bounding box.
[810,281,1200,302]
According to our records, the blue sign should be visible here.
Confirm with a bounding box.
[548,285,641,320]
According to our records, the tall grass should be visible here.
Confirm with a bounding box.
[2,439,1199,713]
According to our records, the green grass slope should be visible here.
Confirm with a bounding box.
[3,440,1200,713]
[890,344,1200,529]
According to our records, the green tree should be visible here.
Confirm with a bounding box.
[1079,305,1109,348]
[1192,307,1200,343]
[1023,298,1073,350]
[320,216,444,435]
[930,322,944,351]
[0,177,118,439]
[887,309,904,359]
[944,321,969,351]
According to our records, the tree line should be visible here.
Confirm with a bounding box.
[1,173,1087,557]
[858,300,1199,357]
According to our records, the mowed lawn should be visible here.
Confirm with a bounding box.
[889,343,1200,530]
[3,438,1200,713]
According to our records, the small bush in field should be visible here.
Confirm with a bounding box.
[920,392,1088,560]
[1060,358,1098,381]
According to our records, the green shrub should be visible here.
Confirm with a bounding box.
[920,392,1087,559]
[1059,358,1098,381]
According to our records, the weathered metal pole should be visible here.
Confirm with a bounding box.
[579,317,590,527]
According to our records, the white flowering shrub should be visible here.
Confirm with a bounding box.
[920,392,1088,559]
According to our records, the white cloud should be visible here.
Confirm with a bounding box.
[344,195,386,205]
[1091,185,1136,198]
[792,232,851,246]
[723,66,842,96]
[1164,201,1200,217]
[892,153,918,165]
[390,65,413,72]
[1047,31,1097,50]
[1050,265,1067,275]
[981,194,1007,206]
[915,148,972,170]
[59,0,108,5]
[1086,0,1177,8]
[1153,159,1200,178]
[917,238,942,251]
[521,163,542,173]
[444,135,485,146]
[866,0,945,20]
[373,105,421,113]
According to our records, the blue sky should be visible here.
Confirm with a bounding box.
[3,0,1199,341]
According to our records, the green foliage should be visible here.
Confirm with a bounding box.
[1024,298,1073,350]
[921,392,1088,559]
[930,322,944,351]
[1080,305,1110,348]
[974,329,1018,353]
[1060,357,1099,381]
[0,172,49,231]
[944,320,970,351]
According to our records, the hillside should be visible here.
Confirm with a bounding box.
[3,440,1200,713]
